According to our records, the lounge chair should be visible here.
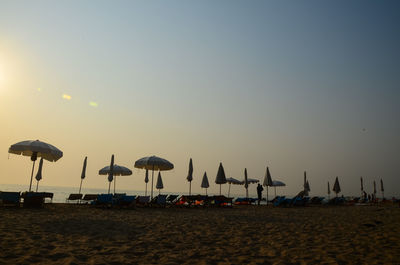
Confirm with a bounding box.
[166,194,180,205]
[151,194,168,207]
[136,196,150,207]
[212,195,233,207]
[0,191,21,207]
[115,195,136,207]
[81,194,98,203]
[94,194,113,207]
[66,193,83,203]
[21,192,46,207]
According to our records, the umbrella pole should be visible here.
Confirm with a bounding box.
[36,180,39,192]
[246,187,248,199]
[266,187,269,205]
[220,184,222,196]
[206,188,207,196]
[274,187,276,198]
[114,176,116,194]
[151,168,154,199]
[79,178,83,195]
[29,160,36,192]
[228,183,231,197]
[145,182,147,196]
[189,181,191,196]
[108,181,111,194]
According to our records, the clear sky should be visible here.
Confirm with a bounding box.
[1,1,399,197]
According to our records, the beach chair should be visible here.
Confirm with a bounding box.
[21,192,45,207]
[81,194,98,204]
[212,195,233,207]
[66,193,83,203]
[166,194,179,204]
[0,191,21,207]
[151,194,168,207]
[94,194,113,207]
[115,195,136,208]
[273,196,286,207]
[40,192,54,203]
[136,196,150,207]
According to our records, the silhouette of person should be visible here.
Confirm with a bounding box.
[257,184,264,205]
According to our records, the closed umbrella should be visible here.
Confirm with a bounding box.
[215,163,227,195]
[380,179,384,199]
[360,177,364,198]
[305,180,310,195]
[156,172,164,195]
[201,172,210,195]
[144,169,149,196]
[242,168,259,199]
[134,156,174,199]
[327,181,330,200]
[78,156,87,195]
[303,171,310,196]
[271,180,286,197]
[35,158,44,192]
[226,177,242,198]
[99,163,132,194]
[187,158,193,196]
[262,166,273,205]
[8,139,63,192]
[333,177,341,196]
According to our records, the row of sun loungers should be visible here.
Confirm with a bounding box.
[0,191,54,207]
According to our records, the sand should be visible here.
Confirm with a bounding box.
[1,204,400,265]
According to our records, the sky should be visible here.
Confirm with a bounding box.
[0,0,399,198]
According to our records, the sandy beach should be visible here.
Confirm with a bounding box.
[1,204,399,265]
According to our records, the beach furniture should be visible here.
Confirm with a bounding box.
[66,193,83,203]
[234,197,257,205]
[0,191,21,207]
[310,197,324,205]
[136,196,151,207]
[94,194,113,207]
[273,196,286,207]
[82,194,98,203]
[21,192,46,207]
[212,195,233,207]
[115,195,136,208]
[150,194,168,207]
[166,194,180,205]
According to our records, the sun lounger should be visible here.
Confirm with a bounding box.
[81,194,98,203]
[136,196,150,207]
[273,196,286,207]
[151,194,168,207]
[21,192,46,207]
[66,193,83,203]
[234,198,257,205]
[93,194,113,207]
[212,195,233,207]
[0,191,21,207]
[115,195,136,207]
[166,194,180,205]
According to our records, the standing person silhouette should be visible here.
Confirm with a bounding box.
[257,183,264,205]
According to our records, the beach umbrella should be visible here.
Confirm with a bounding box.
[35,158,44,192]
[78,156,87,195]
[305,180,310,195]
[201,172,210,195]
[8,139,63,192]
[373,180,376,196]
[242,168,259,199]
[156,171,164,195]
[380,179,384,199]
[271,180,286,197]
[262,166,273,205]
[333,177,341,196]
[303,171,310,196]
[104,155,114,194]
[134,156,174,199]
[360,177,364,198]
[226,177,241,197]
[187,158,193,196]
[99,163,132,194]
[327,181,330,199]
[144,169,149,196]
[215,163,227,195]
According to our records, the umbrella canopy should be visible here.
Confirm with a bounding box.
[272,180,285,187]
[187,158,193,195]
[99,165,133,176]
[156,172,164,192]
[333,177,341,195]
[360,177,364,191]
[79,156,87,194]
[9,140,63,162]
[8,139,63,192]
[226,177,242,185]
[201,172,210,188]
[215,163,227,195]
[134,156,174,171]
[35,158,44,192]
[134,156,173,199]
[305,180,310,192]
[263,167,273,187]
[263,166,273,205]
